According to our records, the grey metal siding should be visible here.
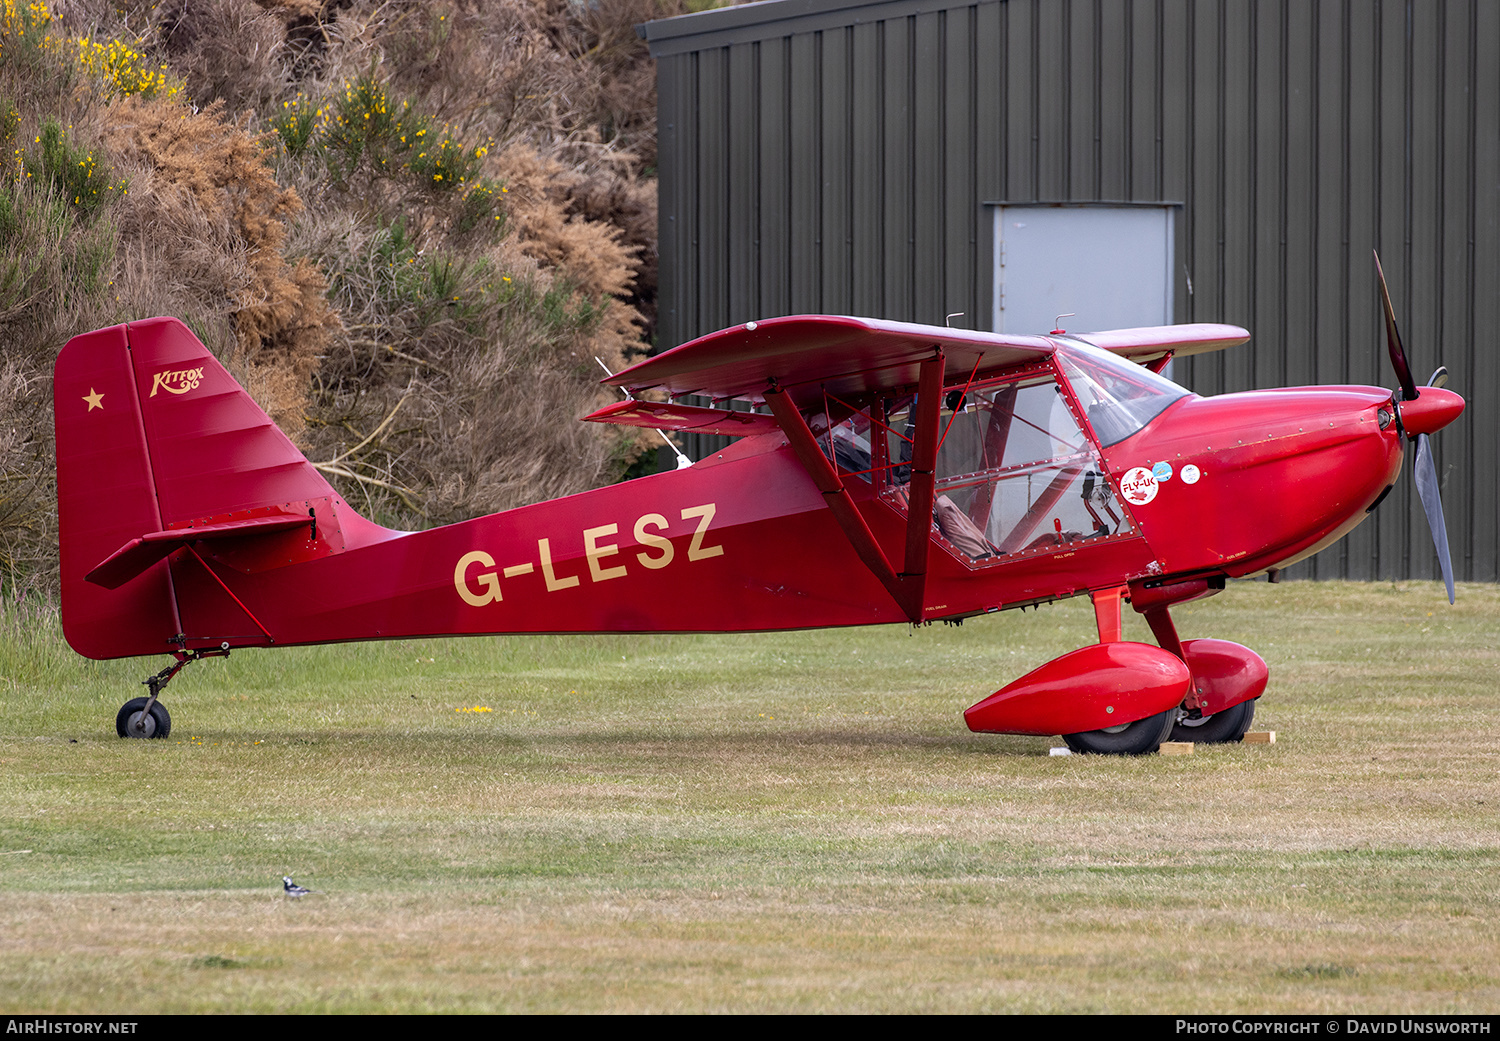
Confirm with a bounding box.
[645,0,1500,583]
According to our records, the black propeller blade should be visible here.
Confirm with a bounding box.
[1375,252,1455,603]
[1375,251,1419,402]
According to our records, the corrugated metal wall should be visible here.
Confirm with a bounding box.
[644,0,1500,582]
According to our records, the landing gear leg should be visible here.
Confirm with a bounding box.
[115,645,230,739]
[1128,577,1267,746]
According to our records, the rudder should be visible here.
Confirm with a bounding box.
[55,317,368,659]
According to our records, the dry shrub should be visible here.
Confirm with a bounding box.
[289,181,650,527]
[159,0,289,114]
[0,122,120,592]
[499,142,659,343]
[0,358,57,589]
[0,0,682,592]
[255,2,670,526]
[103,94,336,435]
[309,0,677,340]
[531,0,675,171]
[107,158,239,353]
[255,0,331,17]
[497,145,637,301]
[337,2,594,151]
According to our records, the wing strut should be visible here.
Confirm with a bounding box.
[764,353,944,622]
[901,356,945,593]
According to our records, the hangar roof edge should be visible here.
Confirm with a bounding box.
[640,0,1006,57]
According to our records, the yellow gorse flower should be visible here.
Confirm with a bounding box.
[1,3,182,98]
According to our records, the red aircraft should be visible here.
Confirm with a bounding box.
[53,262,1463,753]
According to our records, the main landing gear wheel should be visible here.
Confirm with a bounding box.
[116,697,172,739]
[1062,706,1177,755]
[1170,698,1256,744]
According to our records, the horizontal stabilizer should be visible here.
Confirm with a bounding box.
[581,399,781,437]
[86,513,313,590]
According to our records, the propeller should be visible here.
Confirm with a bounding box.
[1374,251,1455,604]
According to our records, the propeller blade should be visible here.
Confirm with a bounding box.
[1374,263,1456,602]
[1413,433,1455,604]
[1374,251,1419,401]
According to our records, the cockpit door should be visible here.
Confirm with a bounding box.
[874,362,1138,567]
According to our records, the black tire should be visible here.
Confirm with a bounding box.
[116,697,171,739]
[1062,706,1177,755]
[1170,698,1256,744]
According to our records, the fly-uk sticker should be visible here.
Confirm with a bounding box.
[1120,467,1159,505]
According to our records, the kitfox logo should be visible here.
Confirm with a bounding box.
[149,366,205,397]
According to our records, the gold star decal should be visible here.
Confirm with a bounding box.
[83,388,104,411]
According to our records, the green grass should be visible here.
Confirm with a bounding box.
[2,581,1498,1012]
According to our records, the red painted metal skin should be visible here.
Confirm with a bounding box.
[963,642,1191,736]
[55,315,1465,741]
[1098,387,1406,579]
[1178,639,1269,717]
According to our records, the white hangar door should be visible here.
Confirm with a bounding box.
[992,205,1174,336]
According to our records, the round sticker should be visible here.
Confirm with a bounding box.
[1151,461,1173,482]
[1119,466,1159,505]
[1181,463,1201,485]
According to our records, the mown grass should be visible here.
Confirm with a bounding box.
[2,581,1498,1013]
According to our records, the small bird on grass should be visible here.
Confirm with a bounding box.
[282,876,316,898]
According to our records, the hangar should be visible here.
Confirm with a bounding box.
[640,0,1498,581]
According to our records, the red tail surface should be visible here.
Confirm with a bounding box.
[54,317,391,658]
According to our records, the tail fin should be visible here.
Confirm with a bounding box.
[55,317,376,659]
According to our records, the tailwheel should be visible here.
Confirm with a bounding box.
[116,697,172,739]
[115,645,231,739]
[1171,698,1256,744]
[1062,706,1177,755]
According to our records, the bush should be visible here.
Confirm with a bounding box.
[0,0,54,63]
[71,35,183,99]
[22,119,122,218]
[0,122,121,592]
[297,71,492,196]
[270,93,316,158]
[319,71,424,180]
[0,0,684,589]
[103,94,337,436]
[454,178,509,236]
[405,126,488,191]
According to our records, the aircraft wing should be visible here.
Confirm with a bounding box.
[603,316,1055,410]
[603,316,1248,410]
[1069,323,1251,363]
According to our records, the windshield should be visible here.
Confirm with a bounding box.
[1053,340,1192,446]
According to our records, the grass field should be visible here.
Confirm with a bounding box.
[2,580,1497,1013]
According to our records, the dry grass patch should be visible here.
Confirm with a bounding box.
[1,581,1498,1011]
